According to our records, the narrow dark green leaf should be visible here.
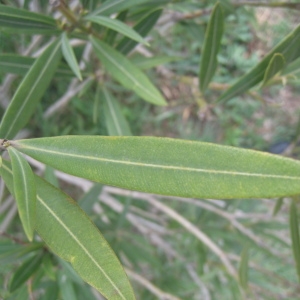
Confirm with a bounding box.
[0,4,59,34]
[89,0,150,17]
[238,246,249,290]
[7,147,36,241]
[272,198,284,216]
[9,252,43,292]
[11,136,300,199]
[102,88,132,136]
[0,54,78,77]
[44,165,59,188]
[0,39,62,139]
[91,38,166,105]
[290,200,300,282]
[199,2,224,92]
[218,24,300,102]
[61,33,82,81]
[78,184,103,214]
[40,282,59,300]
[282,56,300,76]
[85,15,147,45]
[0,160,136,300]
[262,53,285,86]
[116,10,162,55]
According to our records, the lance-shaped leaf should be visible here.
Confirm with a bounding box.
[116,9,162,55]
[11,136,300,199]
[0,39,62,139]
[199,2,224,92]
[290,200,300,283]
[7,147,36,241]
[0,4,59,34]
[102,88,132,136]
[0,160,136,300]
[85,15,147,46]
[61,33,82,81]
[218,24,300,102]
[91,38,166,106]
[9,252,43,292]
[88,0,150,17]
[0,54,78,78]
[238,246,249,290]
[261,53,285,86]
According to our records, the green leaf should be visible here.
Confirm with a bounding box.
[272,197,284,216]
[0,39,62,139]
[91,38,166,106]
[61,33,82,81]
[78,184,103,215]
[238,246,249,290]
[58,270,78,300]
[7,147,36,241]
[9,252,43,292]
[0,4,59,34]
[85,15,147,45]
[116,9,162,55]
[218,24,300,102]
[0,160,136,300]
[88,0,150,17]
[11,136,300,199]
[199,2,224,92]
[282,56,300,76]
[132,55,182,70]
[261,53,285,86]
[102,88,132,136]
[0,54,78,77]
[290,200,300,283]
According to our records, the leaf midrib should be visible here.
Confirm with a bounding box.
[16,144,300,180]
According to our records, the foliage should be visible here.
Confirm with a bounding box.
[0,1,300,299]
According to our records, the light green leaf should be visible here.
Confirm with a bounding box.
[0,4,59,34]
[0,160,136,300]
[290,200,300,282]
[199,2,224,92]
[238,246,249,290]
[88,0,150,17]
[9,252,43,292]
[85,15,147,45]
[102,88,132,136]
[0,39,62,139]
[61,33,82,81]
[11,136,300,199]
[91,38,166,106]
[261,53,285,86]
[116,9,162,55]
[0,54,78,77]
[218,24,300,102]
[7,147,36,241]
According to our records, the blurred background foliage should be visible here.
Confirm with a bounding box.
[0,0,300,299]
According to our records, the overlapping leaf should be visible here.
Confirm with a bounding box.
[262,53,285,86]
[0,4,59,34]
[0,160,136,300]
[218,24,300,102]
[91,38,166,105]
[0,39,62,139]
[290,200,300,282]
[11,135,300,199]
[199,2,224,92]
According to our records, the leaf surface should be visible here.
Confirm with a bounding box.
[0,39,62,139]
[199,2,224,92]
[102,88,132,136]
[238,246,249,290]
[8,147,36,241]
[11,136,300,199]
[0,4,59,34]
[218,24,300,102]
[85,15,147,45]
[61,33,82,81]
[262,53,285,86]
[91,38,166,105]
[290,200,300,282]
[0,160,136,300]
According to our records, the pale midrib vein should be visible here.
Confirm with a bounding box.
[105,91,122,135]
[5,41,60,138]
[93,41,158,100]
[2,18,53,28]
[0,62,29,69]
[37,195,126,300]
[17,145,300,180]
